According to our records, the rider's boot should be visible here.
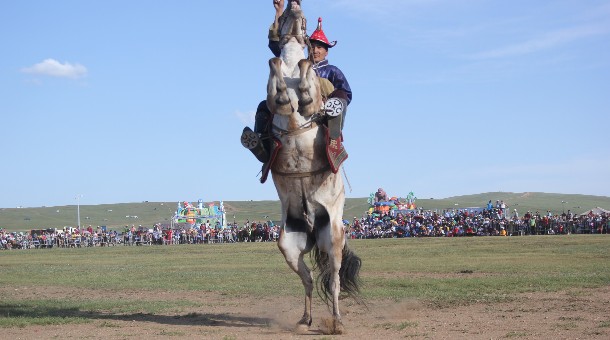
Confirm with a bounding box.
[241,101,271,163]
[325,97,346,138]
[325,96,348,173]
[241,127,269,163]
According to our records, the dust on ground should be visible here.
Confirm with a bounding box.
[2,285,609,339]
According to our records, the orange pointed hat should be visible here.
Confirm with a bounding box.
[310,17,337,48]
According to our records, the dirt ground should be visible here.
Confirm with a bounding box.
[2,285,609,339]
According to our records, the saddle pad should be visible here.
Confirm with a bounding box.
[260,138,282,184]
[326,128,348,174]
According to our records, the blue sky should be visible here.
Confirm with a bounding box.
[1,0,609,208]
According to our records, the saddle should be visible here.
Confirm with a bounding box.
[259,125,347,184]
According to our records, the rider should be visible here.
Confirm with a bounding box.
[242,0,352,166]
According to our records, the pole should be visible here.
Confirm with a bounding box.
[76,194,82,230]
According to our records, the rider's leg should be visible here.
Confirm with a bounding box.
[327,90,349,139]
[241,101,272,163]
[254,101,271,135]
[254,101,273,161]
[325,89,349,173]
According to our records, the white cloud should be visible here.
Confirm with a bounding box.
[470,23,610,60]
[318,0,436,18]
[235,110,255,125]
[326,0,437,15]
[21,59,88,79]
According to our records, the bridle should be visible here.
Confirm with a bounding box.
[278,11,315,62]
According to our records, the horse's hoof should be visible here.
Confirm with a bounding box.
[295,323,310,334]
[276,94,290,106]
[298,97,313,107]
[299,97,313,112]
[333,320,346,335]
[322,317,345,335]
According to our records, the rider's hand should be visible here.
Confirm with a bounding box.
[273,0,284,14]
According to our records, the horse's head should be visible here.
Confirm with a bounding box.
[278,1,307,48]
[267,0,321,121]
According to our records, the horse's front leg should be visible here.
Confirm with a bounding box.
[297,59,322,116]
[267,57,292,115]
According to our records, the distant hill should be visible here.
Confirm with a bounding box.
[1,192,608,232]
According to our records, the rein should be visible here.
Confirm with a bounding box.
[271,114,321,138]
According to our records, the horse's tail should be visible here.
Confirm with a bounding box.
[312,240,363,306]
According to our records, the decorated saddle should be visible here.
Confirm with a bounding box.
[259,126,347,184]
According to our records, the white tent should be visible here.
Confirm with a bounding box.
[579,207,610,216]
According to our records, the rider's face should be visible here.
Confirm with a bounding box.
[312,43,328,62]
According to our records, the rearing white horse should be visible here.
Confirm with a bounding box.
[266,1,362,335]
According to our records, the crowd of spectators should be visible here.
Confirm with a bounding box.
[349,201,609,239]
[1,221,280,250]
[2,202,608,250]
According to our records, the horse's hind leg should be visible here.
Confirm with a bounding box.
[267,58,292,115]
[330,226,346,334]
[318,217,347,334]
[278,229,314,332]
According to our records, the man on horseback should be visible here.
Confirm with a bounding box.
[240,2,362,332]
[242,0,352,168]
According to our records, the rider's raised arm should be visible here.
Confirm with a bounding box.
[268,29,281,57]
[273,0,285,24]
[268,0,284,57]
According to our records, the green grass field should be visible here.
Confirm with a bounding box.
[1,192,609,232]
[1,235,609,328]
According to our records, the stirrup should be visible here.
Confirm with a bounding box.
[241,127,269,163]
